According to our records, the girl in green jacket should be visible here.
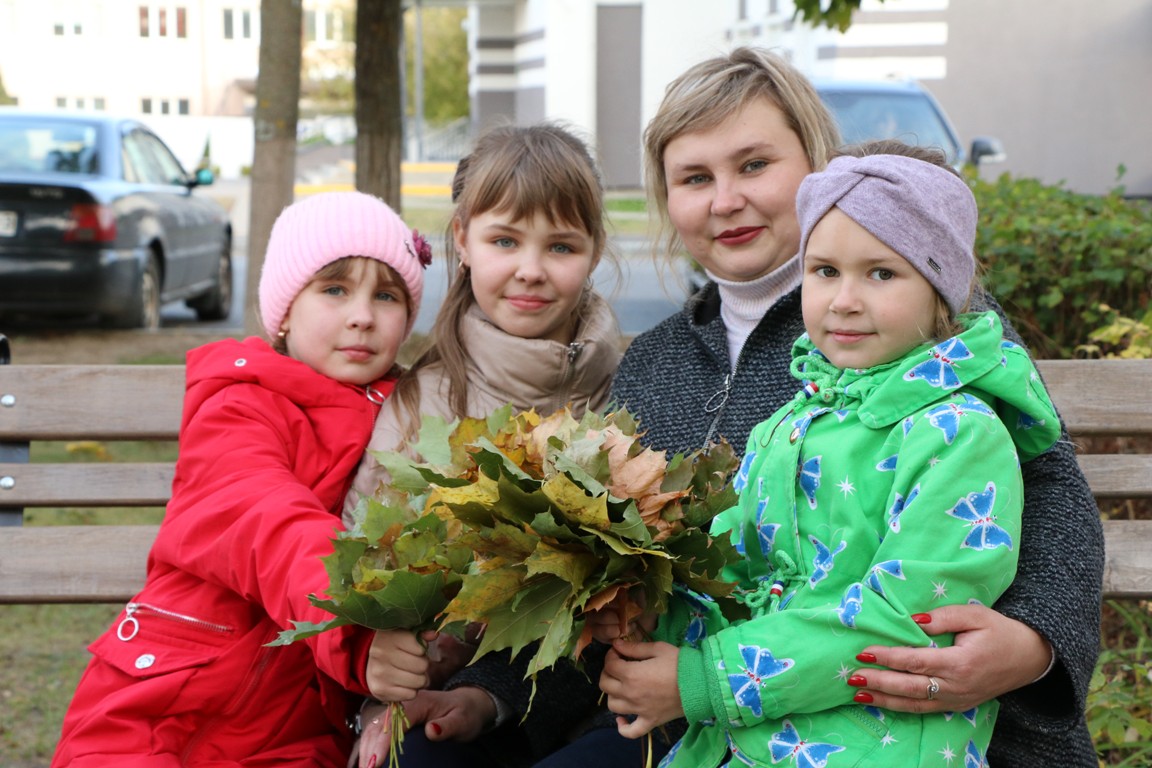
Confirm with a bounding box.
[594,144,1062,768]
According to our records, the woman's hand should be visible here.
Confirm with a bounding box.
[599,638,684,738]
[356,688,497,767]
[425,633,477,689]
[848,604,1051,713]
[365,629,438,702]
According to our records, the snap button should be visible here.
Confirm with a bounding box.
[234,358,247,367]
[789,427,801,443]
[135,654,156,669]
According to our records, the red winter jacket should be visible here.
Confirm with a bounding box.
[53,337,394,767]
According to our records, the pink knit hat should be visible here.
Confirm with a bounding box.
[258,191,429,339]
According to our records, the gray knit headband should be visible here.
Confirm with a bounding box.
[796,154,977,314]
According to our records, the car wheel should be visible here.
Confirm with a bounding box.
[189,239,233,321]
[110,252,162,330]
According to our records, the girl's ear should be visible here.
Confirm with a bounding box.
[452,217,469,266]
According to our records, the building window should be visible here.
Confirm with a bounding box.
[158,8,167,37]
[160,100,170,115]
[56,97,67,108]
[242,10,251,38]
[75,97,85,109]
[223,8,233,39]
[54,23,65,35]
[94,98,106,111]
[139,6,150,37]
[176,7,187,38]
[142,98,153,114]
[178,99,190,115]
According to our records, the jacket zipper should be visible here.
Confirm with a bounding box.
[554,342,584,412]
[116,601,234,642]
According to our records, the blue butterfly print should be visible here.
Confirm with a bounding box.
[947,482,1014,550]
[876,454,898,472]
[945,707,980,727]
[904,337,973,390]
[1016,411,1045,431]
[865,560,905,597]
[926,394,996,444]
[656,740,680,768]
[756,499,780,556]
[799,456,822,509]
[863,705,885,721]
[902,417,915,436]
[837,582,863,628]
[767,720,846,768]
[964,739,988,768]
[734,450,756,494]
[727,644,794,718]
[808,535,847,587]
[886,484,920,534]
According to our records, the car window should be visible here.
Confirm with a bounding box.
[820,90,961,164]
[138,129,189,186]
[124,129,186,185]
[0,120,99,174]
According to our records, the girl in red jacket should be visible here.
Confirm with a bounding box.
[52,191,430,767]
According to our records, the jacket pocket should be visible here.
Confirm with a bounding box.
[90,601,235,679]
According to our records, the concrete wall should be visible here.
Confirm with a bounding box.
[936,0,1152,195]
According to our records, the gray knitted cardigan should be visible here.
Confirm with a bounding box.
[449,283,1103,768]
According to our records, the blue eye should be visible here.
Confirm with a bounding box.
[494,236,516,248]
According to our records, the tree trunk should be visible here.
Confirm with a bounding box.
[355,0,404,210]
[245,0,303,337]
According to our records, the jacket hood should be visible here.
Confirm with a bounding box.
[790,311,1060,461]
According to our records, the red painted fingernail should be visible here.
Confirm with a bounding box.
[853,691,874,704]
[855,652,877,663]
[368,755,377,768]
[912,613,932,625]
[430,721,442,736]
[847,675,868,687]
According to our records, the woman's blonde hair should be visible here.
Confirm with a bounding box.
[643,46,842,263]
[393,122,610,430]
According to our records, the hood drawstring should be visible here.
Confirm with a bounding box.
[743,549,800,614]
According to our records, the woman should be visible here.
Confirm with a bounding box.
[379,47,1103,768]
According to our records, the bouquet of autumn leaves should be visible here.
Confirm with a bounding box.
[273,404,744,715]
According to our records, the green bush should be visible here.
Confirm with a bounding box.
[972,172,1152,359]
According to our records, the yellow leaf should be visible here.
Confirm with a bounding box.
[442,567,526,625]
[541,474,611,531]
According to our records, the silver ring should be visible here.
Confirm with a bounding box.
[926,677,940,701]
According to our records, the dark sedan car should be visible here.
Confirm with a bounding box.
[0,109,232,329]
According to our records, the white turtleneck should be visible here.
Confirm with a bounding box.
[707,254,803,371]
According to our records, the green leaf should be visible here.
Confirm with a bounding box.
[469,575,572,663]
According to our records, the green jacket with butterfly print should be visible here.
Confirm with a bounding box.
[654,310,1061,768]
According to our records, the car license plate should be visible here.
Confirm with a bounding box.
[0,210,16,237]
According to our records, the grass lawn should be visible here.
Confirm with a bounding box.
[1,440,173,766]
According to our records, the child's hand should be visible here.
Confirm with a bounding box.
[599,638,683,738]
[365,629,434,702]
[585,588,657,643]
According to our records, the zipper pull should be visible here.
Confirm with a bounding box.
[704,374,732,414]
[567,342,584,364]
[117,602,141,642]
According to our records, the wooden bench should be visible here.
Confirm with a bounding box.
[0,357,1150,604]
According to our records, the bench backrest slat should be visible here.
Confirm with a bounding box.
[0,365,184,441]
[1036,359,1152,436]
[0,464,176,507]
